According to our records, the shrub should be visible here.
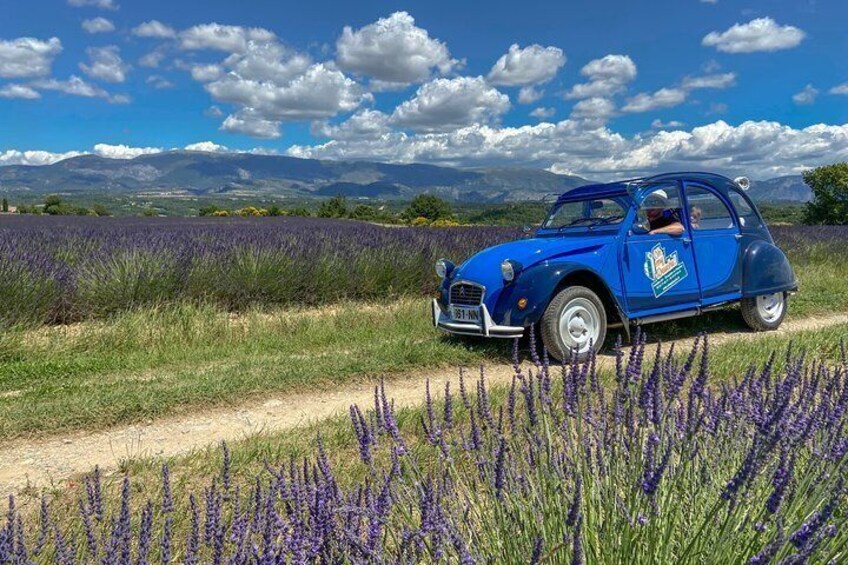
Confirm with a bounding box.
[411,216,430,226]
[317,195,348,218]
[403,194,453,222]
[430,218,461,227]
[211,209,230,217]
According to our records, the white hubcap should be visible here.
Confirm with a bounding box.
[559,298,601,353]
[756,292,784,323]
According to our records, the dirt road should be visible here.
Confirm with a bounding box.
[1,313,845,496]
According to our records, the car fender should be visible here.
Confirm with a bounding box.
[493,261,623,328]
[742,239,798,297]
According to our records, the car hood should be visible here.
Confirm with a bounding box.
[451,233,611,290]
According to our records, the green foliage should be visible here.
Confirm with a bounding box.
[267,204,283,216]
[317,195,348,218]
[402,194,453,221]
[459,201,549,226]
[43,194,62,208]
[142,206,158,217]
[286,207,312,217]
[803,162,848,225]
[92,203,111,217]
[1,197,7,213]
[199,204,223,217]
[349,204,376,220]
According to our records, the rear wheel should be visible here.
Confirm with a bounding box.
[540,286,607,362]
[741,291,787,331]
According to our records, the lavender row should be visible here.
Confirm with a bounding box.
[2,334,846,563]
[0,216,520,327]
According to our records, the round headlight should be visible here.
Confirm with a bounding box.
[435,258,451,279]
[501,259,515,282]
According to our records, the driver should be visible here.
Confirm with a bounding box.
[644,192,684,236]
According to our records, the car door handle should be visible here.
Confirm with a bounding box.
[734,234,743,240]
[682,237,692,245]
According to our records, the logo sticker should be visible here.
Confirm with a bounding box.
[643,243,688,298]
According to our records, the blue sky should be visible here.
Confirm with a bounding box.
[1,0,846,178]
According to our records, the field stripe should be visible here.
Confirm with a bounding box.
[1,311,846,496]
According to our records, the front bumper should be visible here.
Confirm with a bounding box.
[432,299,525,338]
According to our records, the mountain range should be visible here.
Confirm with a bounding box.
[0,151,812,203]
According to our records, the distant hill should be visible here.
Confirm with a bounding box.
[0,151,812,203]
[0,151,587,203]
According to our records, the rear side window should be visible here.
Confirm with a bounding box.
[728,189,763,228]
[685,186,735,230]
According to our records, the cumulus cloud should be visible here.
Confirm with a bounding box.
[530,107,555,120]
[32,75,127,103]
[132,20,176,39]
[221,110,283,139]
[829,83,848,96]
[390,76,510,132]
[487,43,565,86]
[288,119,848,180]
[180,23,276,53]
[312,109,391,140]
[681,72,736,90]
[792,84,818,105]
[82,17,115,34]
[68,0,117,9]
[569,97,616,127]
[0,37,62,78]
[80,45,129,83]
[702,17,805,53]
[190,64,223,82]
[336,12,456,85]
[518,86,543,104]
[0,84,41,99]
[184,141,228,152]
[93,143,161,159]
[145,74,173,89]
[652,119,686,129]
[622,88,688,113]
[564,54,636,99]
[0,149,83,166]
[138,50,165,68]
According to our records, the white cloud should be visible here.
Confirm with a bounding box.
[288,119,848,180]
[702,18,805,53]
[138,50,165,68]
[390,76,510,132]
[312,109,390,140]
[221,110,282,139]
[145,75,173,89]
[792,84,818,105]
[0,149,83,166]
[530,107,555,120]
[80,45,129,83]
[190,64,223,82]
[184,141,228,152]
[518,86,543,104]
[829,83,848,96]
[68,0,117,10]
[652,119,686,129]
[82,17,115,34]
[336,11,456,85]
[487,43,565,86]
[564,54,637,99]
[681,72,736,90]
[0,84,41,99]
[622,88,688,113]
[32,75,128,104]
[569,97,616,127]
[205,105,224,117]
[93,143,161,159]
[179,23,276,53]
[132,20,176,39]
[0,37,62,78]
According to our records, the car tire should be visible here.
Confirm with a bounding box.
[541,285,607,362]
[741,292,787,331]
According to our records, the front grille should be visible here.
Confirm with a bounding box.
[450,283,484,306]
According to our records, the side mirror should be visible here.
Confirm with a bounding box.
[521,224,533,235]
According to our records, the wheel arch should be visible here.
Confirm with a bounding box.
[550,269,625,327]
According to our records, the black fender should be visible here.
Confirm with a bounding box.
[742,240,798,297]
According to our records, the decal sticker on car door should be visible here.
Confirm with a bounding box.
[643,243,689,298]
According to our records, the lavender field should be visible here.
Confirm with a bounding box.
[3,336,847,563]
[1,215,847,329]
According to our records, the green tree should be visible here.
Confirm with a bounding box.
[92,203,111,217]
[142,206,158,217]
[317,195,348,218]
[267,204,283,217]
[1,197,7,213]
[199,204,222,217]
[349,204,376,220]
[803,162,848,225]
[44,194,64,215]
[402,194,453,222]
[287,207,312,217]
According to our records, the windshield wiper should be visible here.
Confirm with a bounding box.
[593,214,625,225]
[558,217,597,230]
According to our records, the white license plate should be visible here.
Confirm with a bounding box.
[451,305,480,322]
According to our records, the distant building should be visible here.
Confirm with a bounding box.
[0,206,16,215]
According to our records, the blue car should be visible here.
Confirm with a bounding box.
[432,172,798,360]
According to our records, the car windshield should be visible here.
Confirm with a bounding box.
[541,197,628,230]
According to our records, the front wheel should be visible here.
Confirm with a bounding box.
[741,292,787,331]
[540,286,607,362]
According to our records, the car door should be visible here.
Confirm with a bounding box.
[622,182,701,315]
[683,183,742,304]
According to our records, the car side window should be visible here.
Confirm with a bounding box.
[635,183,684,234]
[728,189,762,228]
[685,186,735,230]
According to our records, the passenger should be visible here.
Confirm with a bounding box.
[644,193,685,236]
[690,206,703,230]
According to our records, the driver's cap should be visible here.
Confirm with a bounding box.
[644,190,669,209]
